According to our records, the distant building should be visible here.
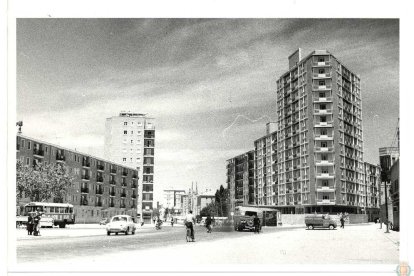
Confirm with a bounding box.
[16,134,139,223]
[104,111,155,223]
[389,159,399,230]
[197,189,216,214]
[162,188,186,215]
[363,162,381,221]
[227,151,254,212]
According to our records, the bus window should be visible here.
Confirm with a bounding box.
[245,211,257,217]
[69,208,73,213]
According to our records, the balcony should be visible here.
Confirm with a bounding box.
[80,199,88,206]
[315,160,334,166]
[316,186,335,192]
[81,175,90,181]
[314,146,334,152]
[96,176,104,183]
[122,171,128,177]
[97,164,104,171]
[56,154,66,162]
[316,199,335,205]
[312,72,331,78]
[95,202,102,207]
[312,85,332,91]
[316,173,335,179]
[314,108,333,115]
[81,187,89,193]
[110,168,117,174]
[312,61,331,67]
[96,188,103,195]
[82,160,90,168]
[122,181,127,187]
[313,96,333,103]
[314,121,333,128]
[314,134,334,140]
[33,148,44,157]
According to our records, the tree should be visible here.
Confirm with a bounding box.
[16,161,74,203]
[215,185,229,217]
[152,208,160,218]
[200,202,218,217]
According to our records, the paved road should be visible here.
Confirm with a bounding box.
[15,223,399,267]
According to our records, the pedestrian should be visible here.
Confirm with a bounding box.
[33,211,41,236]
[27,213,33,235]
[253,214,261,234]
[340,214,345,229]
[171,217,174,227]
[152,216,156,225]
[205,214,212,233]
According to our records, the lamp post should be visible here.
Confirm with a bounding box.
[384,181,390,233]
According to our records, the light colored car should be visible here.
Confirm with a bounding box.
[106,215,136,235]
[99,218,110,225]
[40,217,54,228]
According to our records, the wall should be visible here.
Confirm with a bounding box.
[280,213,368,225]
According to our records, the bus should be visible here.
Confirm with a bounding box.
[17,202,75,228]
[233,206,280,231]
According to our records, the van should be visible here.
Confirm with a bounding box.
[305,214,337,230]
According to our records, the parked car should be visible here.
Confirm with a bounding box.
[40,217,54,228]
[99,218,110,225]
[305,214,337,230]
[106,215,136,235]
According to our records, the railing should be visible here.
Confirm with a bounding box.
[312,85,332,90]
[317,199,335,204]
[317,186,335,191]
[314,108,333,114]
[314,134,334,139]
[314,146,334,152]
[316,173,335,178]
[312,73,331,78]
[33,148,44,156]
[312,61,331,67]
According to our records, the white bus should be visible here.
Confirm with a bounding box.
[17,202,75,228]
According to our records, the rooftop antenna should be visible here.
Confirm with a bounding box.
[16,121,23,134]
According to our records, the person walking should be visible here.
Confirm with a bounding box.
[205,214,212,233]
[184,210,196,241]
[27,213,34,235]
[340,213,345,229]
[171,217,174,227]
[33,211,41,236]
[253,214,261,234]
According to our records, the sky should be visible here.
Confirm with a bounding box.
[16,18,399,204]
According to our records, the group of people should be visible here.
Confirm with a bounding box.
[27,210,42,236]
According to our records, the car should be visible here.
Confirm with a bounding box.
[305,214,337,230]
[106,215,136,235]
[40,217,54,228]
[99,218,110,225]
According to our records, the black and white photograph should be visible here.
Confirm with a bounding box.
[4,1,413,275]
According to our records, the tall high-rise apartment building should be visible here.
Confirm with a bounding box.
[226,151,254,211]
[276,49,364,214]
[254,122,278,205]
[104,112,155,223]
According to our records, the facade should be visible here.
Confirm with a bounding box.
[226,151,254,212]
[162,188,186,214]
[254,122,278,206]
[197,189,216,213]
[275,49,365,214]
[16,134,139,223]
[104,112,155,223]
[389,159,399,230]
[363,162,381,221]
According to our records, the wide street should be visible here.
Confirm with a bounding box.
[13,222,399,270]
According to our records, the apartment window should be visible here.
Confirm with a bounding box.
[319,80,325,86]
[131,140,133,144]
[323,195,329,200]
[318,57,325,62]
[27,141,31,150]
[321,142,327,148]
[320,116,327,123]
[318,69,325,74]
[320,104,326,110]
[26,157,30,165]
[322,180,328,186]
[321,154,327,161]
[124,130,127,134]
[124,122,128,126]
[131,131,133,134]
[320,129,327,135]
[122,158,126,162]
[319,92,325,98]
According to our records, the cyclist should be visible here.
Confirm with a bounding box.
[205,214,212,233]
[184,210,196,241]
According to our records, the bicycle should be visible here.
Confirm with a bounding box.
[205,223,212,233]
[185,224,195,242]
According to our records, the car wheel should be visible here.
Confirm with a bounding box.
[107,231,110,236]
[132,228,135,235]
[125,227,129,235]
[329,225,334,230]
[115,232,118,235]
[308,225,314,230]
